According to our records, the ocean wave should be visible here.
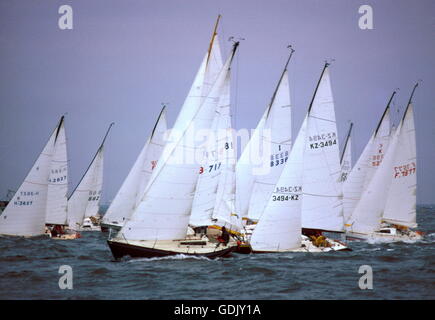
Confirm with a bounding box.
[126,254,218,263]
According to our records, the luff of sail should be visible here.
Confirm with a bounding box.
[102,107,167,227]
[250,116,307,252]
[67,123,113,230]
[120,42,239,241]
[339,122,353,183]
[236,48,294,220]
[301,64,343,233]
[0,117,62,236]
[382,84,418,228]
[45,117,69,225]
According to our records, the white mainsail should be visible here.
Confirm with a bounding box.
[250,116,307,251]
[45,119,69,225]
[301,64,343,233]
[382,87,418,228]
[67,124,112,230]
[102,108,167,227]
[339,122,353,183]
[343,93,394,224]
[189,72,231,228]
[348,123,401,234]
[120,43,239,241]
[0,117,62,236]
[236,50,294,220]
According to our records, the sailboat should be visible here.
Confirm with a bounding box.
[101,107,167,233]
[343,91,395,227]
[249,62,349,252]
[107,23,241,260]
[339,122,353,183]
[66,123,113,232]
[0,116,68,237]
[235,47,294,240]
[346,83,423,242]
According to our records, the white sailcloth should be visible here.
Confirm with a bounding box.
[189,72,232,228]
[343,107,391,224]
[339,124,352,184]
[382,104,417,228]
[102,108,167,227]
[301,66,343,232]
[121,44,237,241]
[348,124,401,234]
[250,116,307,251]
[45,120,69,225]
[67,144,104,230]
[0,118,61,236]
[236,69,292,220]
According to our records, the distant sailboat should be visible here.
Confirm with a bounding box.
[101,107,167,233]
[343,92,395,225]
[0,116,67,237]
[249,63,349,252]
[107,25,241,260]
[346,83,423,241]
[236,47,294,237]
[67,123,114,232]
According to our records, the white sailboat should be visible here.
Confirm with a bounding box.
[346,83,423,241]
[235,47,294,239]
[67,123,113,232]
[107,29,241,260]
[0,116,67,237]
[249,63,349,252]
[101,107,167,232]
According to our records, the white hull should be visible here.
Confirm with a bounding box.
[346,228,423,242]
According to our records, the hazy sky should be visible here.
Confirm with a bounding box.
[0,0,434,204]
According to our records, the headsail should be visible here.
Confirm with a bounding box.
[102,107,167,227]
[0,117,62,236]
[250,116,307,251]
[301,64,343,233]
[382,84,418,228]
[67,123,113,230]
[236,48,294,220]
[343,92,395,224]
[120,42,239,241]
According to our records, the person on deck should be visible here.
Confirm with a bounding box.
[216,226,230,247]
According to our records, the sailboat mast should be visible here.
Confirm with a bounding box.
[206,14,221,65]
[150,105,166,138]
[402,82,419,122]
[374,91,396,136]
[340,122,353,164]
[308,62,329,114]
[266,45,295,118]
[68,122,114,200]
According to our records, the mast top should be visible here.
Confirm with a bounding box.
[374,90,396,136]
[308,62,330,114]
[266,45,295,118]
[206,15,222,65]
[402,82,420,122]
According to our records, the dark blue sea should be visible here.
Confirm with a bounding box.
[0,205,434,300]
